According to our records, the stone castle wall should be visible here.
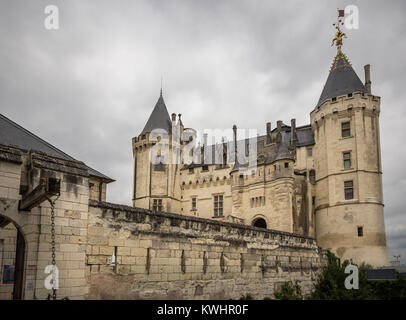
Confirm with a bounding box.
[86,201,325,300]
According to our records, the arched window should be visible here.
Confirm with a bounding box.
[252,218,267,229]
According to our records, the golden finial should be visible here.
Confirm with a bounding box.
[331,9,347,52]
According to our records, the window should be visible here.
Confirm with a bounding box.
[284,162,289,168]
[202,165,209,172]
[357,226,363,237]
[343,152,351,169]
[309,170,316,184]
[312,196,315,205]
[189,168,194,174]
[307,148,312,157]
[191,197,196,211]
[153,199,163,212]
[344,181,354,200]
[214,195,223,217]
[341,122,351,138]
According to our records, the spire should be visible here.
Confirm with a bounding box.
[141,90,172,135]
[316,10,368,107]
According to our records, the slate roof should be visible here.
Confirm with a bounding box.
[366,269,397,281]
[0,113,114,182]
[188,124,314,170]
[317,50,368,107]
[141,93,172,135]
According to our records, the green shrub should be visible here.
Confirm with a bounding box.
[274,281,303,300]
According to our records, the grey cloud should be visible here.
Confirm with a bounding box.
[1,0,405,264]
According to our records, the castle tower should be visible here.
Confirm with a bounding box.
[132,90,182,213]
[310,15,388,266]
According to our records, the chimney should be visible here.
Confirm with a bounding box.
[290,118,297,149]
[202,133,208,164]
[233,125,237,163]
[266,122,271,144]
[276,121,282,144]
[277,120,282,132]
[364,64,371,94]
[171,113,177,122]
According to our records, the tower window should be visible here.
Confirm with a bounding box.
[341,122,351,138]
[309,170,316,184]
[191,197,196,211]
[284,162,289,168]
[189,168,194,174]
[344,181,354,200]
[153,199,163,212]
[343,152,351,169]
[357,226,363,237]
[202,165,209,172]
[307,148,312,157]
[214,195,223,217]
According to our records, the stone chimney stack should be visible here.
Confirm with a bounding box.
[266,122,271,144]
[233,125,237,163]
[290,118,297,150]
[171,113,177,122]
[276,120,282,144]
[364,64,372,94]
[202,133,208,164]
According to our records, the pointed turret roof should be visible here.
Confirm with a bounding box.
[316,50,368,107]
[141,91,172,135]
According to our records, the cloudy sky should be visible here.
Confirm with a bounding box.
[1,0,405,264]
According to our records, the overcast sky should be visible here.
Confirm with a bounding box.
[1,0,405,265]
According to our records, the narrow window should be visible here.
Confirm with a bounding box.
[202,165,209,172]
[312,196,315,205]
[153,199,163,212]
[344,181,354,200]
[189,167,194,174]
[341,122,351,138]
[307,148,312,157]
[191,197,196,211]
[357,226,363,237]
[284,162,289,168]
[343,152,351,169]
[309,170,316,184]
[214,195,223,217]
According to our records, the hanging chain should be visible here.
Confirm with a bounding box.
[47,195,59,300]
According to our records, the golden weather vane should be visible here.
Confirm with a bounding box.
[331,9,347,52]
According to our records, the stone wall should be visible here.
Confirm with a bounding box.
[0,145,91,299]
[86,200,325,300]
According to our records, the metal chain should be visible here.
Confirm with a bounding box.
[50,199,56,300]
[47,195,59,300]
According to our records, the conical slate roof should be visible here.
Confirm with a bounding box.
[141,92,172,135]
[317,50,368,107]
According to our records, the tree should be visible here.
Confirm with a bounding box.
[274,281,303,300]
[310,251,406,300]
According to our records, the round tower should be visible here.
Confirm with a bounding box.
[132,90,182,213]
[310,17,388,267]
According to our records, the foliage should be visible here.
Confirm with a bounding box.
[274,281,303,300]
[239,294,253,300]
[310,251,406,300]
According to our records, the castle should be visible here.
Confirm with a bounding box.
[132,23,389,267]
[0,15,388,300]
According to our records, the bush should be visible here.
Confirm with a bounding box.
[274,281,303,300]
[310,251,406,300]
